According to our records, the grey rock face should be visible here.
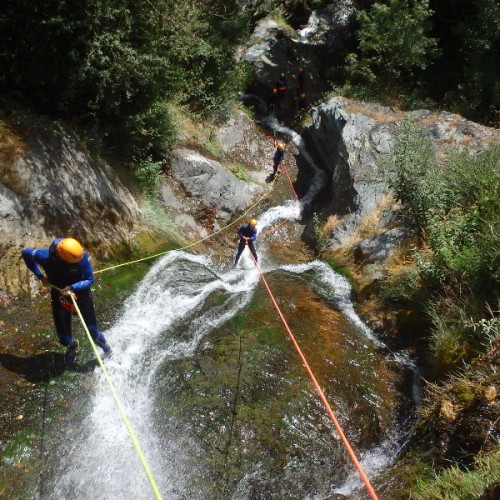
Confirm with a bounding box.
[169,149,263,221]
[304,97,393,220]
[352,228,408,264]
[1,125,140,296]
[241,4,354,116]
[301,96,500,252]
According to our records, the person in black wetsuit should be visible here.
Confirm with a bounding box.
[272,142,285,177]
[22,237,112,364]
[234,219,258,266]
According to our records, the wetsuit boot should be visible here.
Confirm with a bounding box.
[64,339,80,365]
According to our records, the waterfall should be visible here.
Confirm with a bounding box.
[47,116,419,500]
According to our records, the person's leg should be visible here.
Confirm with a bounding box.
[234,240,246,265]
[51,294,76,347]
[52,296,80,364]
[79,295,112,355]
[248,241,258,262]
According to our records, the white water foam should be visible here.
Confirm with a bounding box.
[52,115,418,499]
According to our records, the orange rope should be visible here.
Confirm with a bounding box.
[259,157,301,240]
[248,250,379,500]
[280,159,299,203]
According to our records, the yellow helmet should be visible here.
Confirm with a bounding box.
[57,238,84,263]
[249,219,257,227]
[277,143,285,151]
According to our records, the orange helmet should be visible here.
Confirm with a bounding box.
[277,143,285,151]
[300,93,306,99]
[57,238,84,263]
[249,219,257,227]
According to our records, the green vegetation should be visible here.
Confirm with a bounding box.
[0,0,250,177]
[412,452,500,500]
[135,158,163,195]
[380,120,499,498]
[346,0,438,87]
[385,119,499,372]
[342,0,500,124]
[228,163,255,182]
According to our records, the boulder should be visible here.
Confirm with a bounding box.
[301,97,500,250]
[168,149,263,221]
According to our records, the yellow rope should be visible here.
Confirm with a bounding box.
[94,175,278,275]
[56,287,162,499]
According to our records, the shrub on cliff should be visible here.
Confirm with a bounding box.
[386,119,499,372]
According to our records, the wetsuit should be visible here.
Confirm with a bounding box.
[267,90,280,114]
[22,238,108,349]
[273,149,285,175]
[276,76,288,101]
[297,69,306,94]
[234,224,258,265]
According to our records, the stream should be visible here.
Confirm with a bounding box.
[37,123,419,500]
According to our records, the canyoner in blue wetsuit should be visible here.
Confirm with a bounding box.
[234,219,258,266]
[272,142,285,176]
[22,238,112,365]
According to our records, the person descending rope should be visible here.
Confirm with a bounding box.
[297,66,307,94]
[297,93,309,112]
[272,142,285,177]
[234,219,258,266]
[22,238,112,365]
[276,73,288,102]
[267,87,280,115]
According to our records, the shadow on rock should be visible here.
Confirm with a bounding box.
[0,352,98,382]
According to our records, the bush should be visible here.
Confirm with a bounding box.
[387,122,500,372]
[125,100,177,159]
[0,0,250,160]
[346,0,438,87]
[135,158,162,195]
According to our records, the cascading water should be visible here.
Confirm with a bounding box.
[43,120,419,500]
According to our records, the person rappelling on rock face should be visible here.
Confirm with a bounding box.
[276,73,288,103]
[297,67,306,95]
[234,219,258,266]
[267,87,280,115]
[21,238,112,365]
[272,141,285,177]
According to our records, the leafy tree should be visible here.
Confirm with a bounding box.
[0,0,250,158]
[428,0,500,124]
[346,0,438,87]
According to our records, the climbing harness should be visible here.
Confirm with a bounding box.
[247,252,379,500]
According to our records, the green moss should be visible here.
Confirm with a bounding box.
[325,258,355,287]
[227,163,256,183]
[201,138,223,160]
[1,429,36,466]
